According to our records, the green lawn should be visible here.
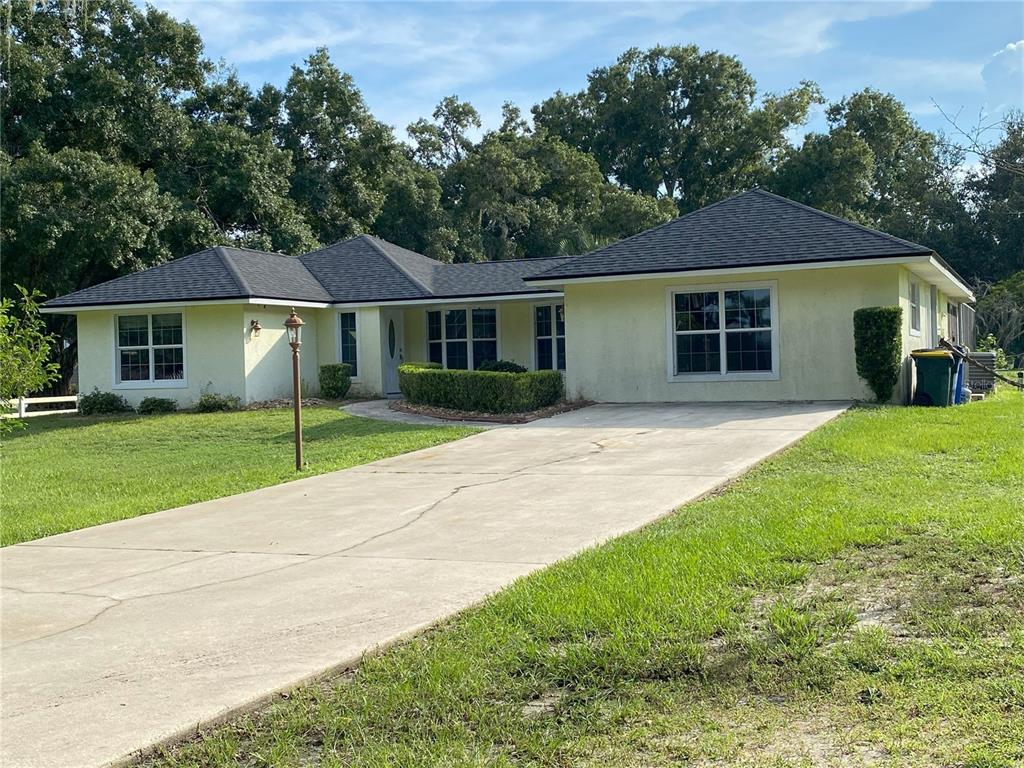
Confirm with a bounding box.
[146,390,1024,768]
[1,408,477,546]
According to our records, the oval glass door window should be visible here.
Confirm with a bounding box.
[388,319,396,357]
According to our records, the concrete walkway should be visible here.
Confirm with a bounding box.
[342,398,504,428]
[0,401,847,768]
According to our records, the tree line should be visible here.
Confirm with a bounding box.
[2,1,1021,357]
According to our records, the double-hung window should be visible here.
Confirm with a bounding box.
[339,312,358,376]
[670,284,777,379]
[116,313,185,385]
[909,280,921,334]
[426,307,498,370]
[534,303,565,371]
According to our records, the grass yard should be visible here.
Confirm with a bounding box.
[1,409,477,546]
[145,390,1024,768]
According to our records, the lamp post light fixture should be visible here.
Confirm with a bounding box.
[284,309,305,470]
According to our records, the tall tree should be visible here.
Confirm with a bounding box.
[407,96,481,169]
[533,45,821,211]
[965,112,1024,282]
[278,48,397,243]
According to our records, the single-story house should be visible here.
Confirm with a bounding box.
[43,189,975,405]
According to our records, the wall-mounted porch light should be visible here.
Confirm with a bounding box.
[249,319,262,337]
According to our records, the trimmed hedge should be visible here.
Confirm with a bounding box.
[79,389,132,415]
[854,305,903,402]
[319,363,352,399]
[399,363,563,413]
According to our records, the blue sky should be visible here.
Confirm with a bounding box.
[154,1,1023,143]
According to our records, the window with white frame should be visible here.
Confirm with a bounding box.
[534,303,565,371]
[671,285,776,377]
[116,313,184,384]
[909,280,921,333]
[426,307,498,370]
[339,312,358,376]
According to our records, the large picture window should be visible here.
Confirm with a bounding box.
[426,307,498,370]
[116,313,184,384]
[338,312,358,376]
[670,284,777,380]
[534,303,565,371]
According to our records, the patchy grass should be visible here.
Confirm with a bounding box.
[146,391,1023,768]
[1,409,477,546]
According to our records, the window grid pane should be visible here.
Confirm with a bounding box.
[446,340,468,369]
[428,341,443,365]
[724,289,770,329]
[118,315,149,347]
[725,330,772,373]
[535,305,552,338]
[536,338,553,370]
[153,347,184,380]
[675,292,720,332]
[151,313,183,345]
[427,311,442,342]
[473,341,498,369]
[445,309,467,340]
[676,333,721,374]
[119,349,150,381]
[471,308,496,341]
[339,312,358,376]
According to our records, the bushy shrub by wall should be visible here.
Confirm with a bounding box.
[78,389,133,415]
[399,364,563,413]
[319,363,353,399]
[137,396,177,415]
[194,392,241,412]
[854,306,903,403]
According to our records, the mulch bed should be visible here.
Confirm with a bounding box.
[390,399,592,424]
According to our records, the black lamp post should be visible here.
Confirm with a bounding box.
[284,309,305,470]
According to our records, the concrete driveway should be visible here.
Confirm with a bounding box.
[0,401,846,768]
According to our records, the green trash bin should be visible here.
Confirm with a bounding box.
[911,349,955,406]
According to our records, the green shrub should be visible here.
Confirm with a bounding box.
[478,359,528,373]
[853,306,903,403]
[405,361,442,369]
[399,364,563,413]
[977,334,1010,370]
[78,389,133,415]
[194,392,241,412]
[319,363,353,399]
[137,397,177,415]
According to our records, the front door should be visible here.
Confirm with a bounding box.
[380,308,404,396]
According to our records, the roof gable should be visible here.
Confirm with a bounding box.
[530,189,934,281]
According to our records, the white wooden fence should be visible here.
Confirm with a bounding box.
[3,395,79,419]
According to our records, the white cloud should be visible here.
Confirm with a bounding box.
[982,39,1024,111]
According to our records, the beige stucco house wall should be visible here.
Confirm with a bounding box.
[76,304,247,408]
[562,264,905,403]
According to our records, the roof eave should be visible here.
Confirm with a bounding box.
[525,252,937,286]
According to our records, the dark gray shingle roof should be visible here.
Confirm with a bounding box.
[297,235,566,302]
[44,247,331,308]
[528,189,935,281]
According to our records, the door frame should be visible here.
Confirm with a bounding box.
[380,307,405,396]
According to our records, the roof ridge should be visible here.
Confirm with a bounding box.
[214,246,254,296]
[220,245,297,258]
[750,189,933,254]
[455,255,574,265]
[359,235,435,296]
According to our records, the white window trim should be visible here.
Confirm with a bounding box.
[665,281,780,383]
[909,279,922,337]
[337,310,361,382]
[424,305,501,370]
[530,302,566,372]
[111,311,188,389]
